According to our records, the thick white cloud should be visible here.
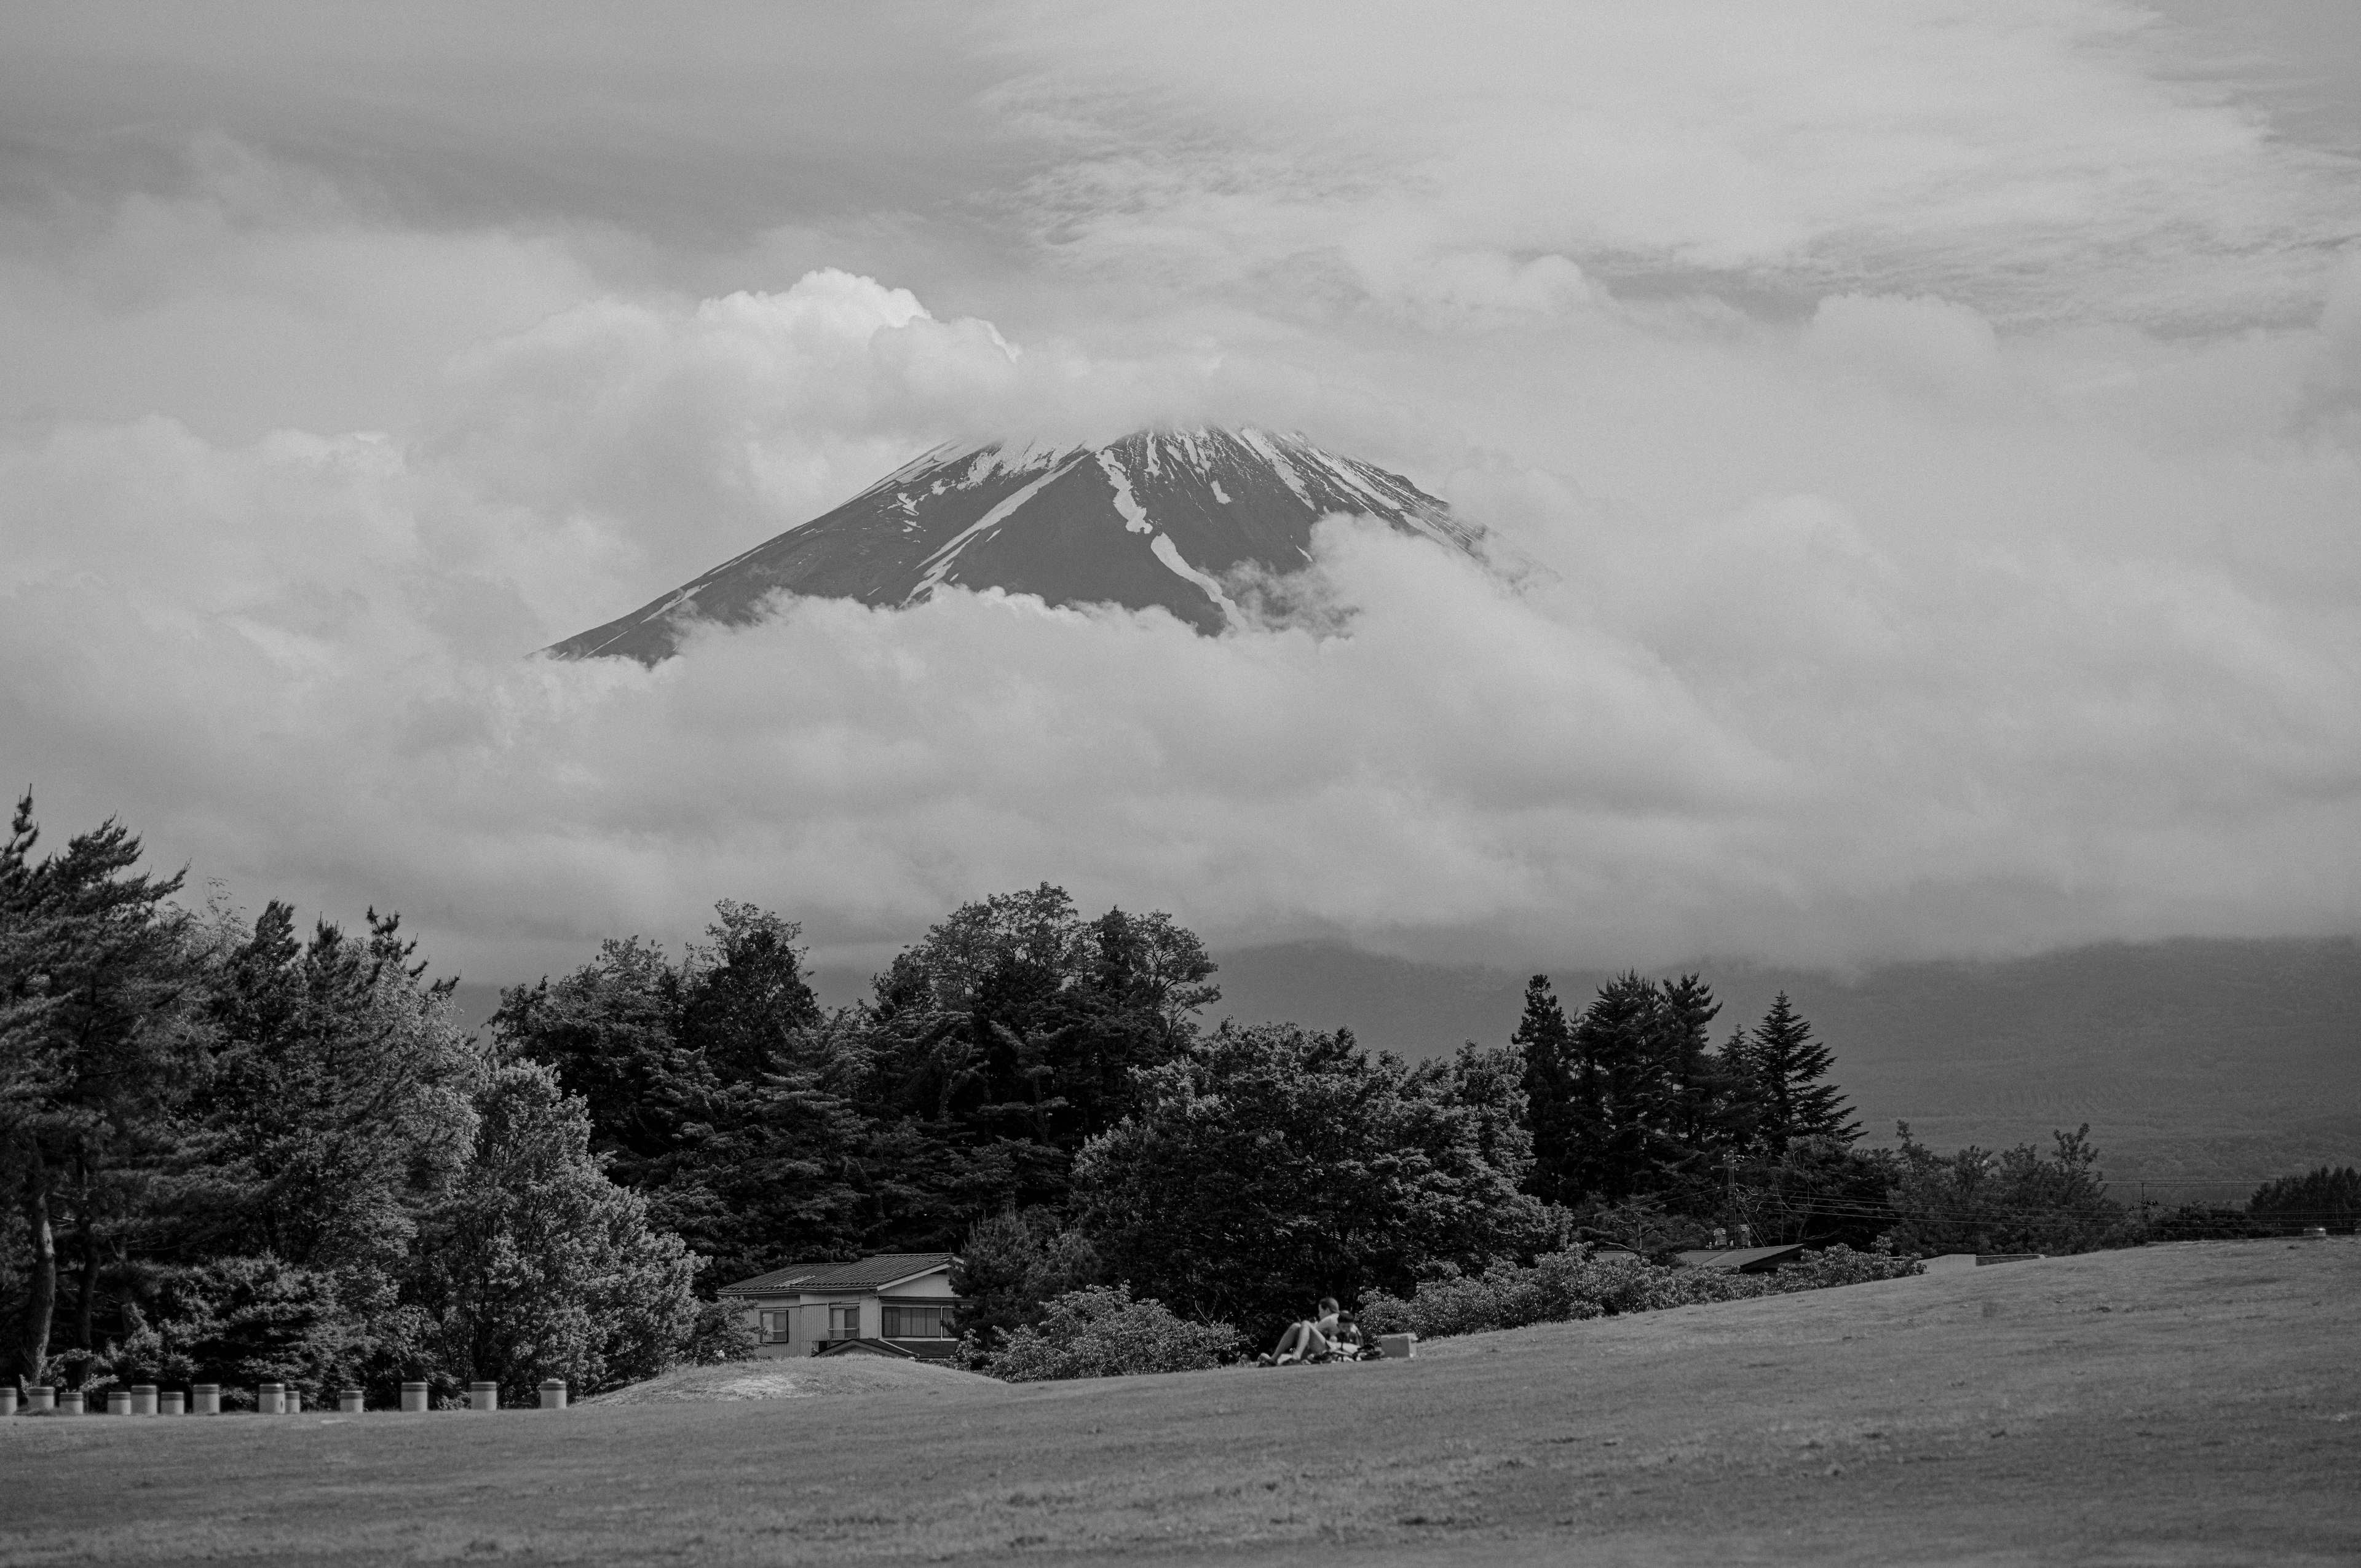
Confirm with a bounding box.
[1,2,2356,984]
[5,271,2357,981]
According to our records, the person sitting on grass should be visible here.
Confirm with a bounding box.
[1328,1312,1369,1359]
[1260,1297,1342,1365]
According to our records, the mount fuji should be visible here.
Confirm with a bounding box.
[546,427,1476,663]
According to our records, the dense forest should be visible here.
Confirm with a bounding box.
[4,797,2341,1399]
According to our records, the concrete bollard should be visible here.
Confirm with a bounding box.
[1377,1332,1419,1361]
[131,1385,157,1416]
[159,1391,184,1416]
[0,1386,15,1417]
[338,1388,364,1413]
[467,1380,499,1412]
[400,1381,429,1412]
[57,1390,84,1414]
[538,1379,567,1409]
[258,1382,285,1415]
[191,1384,219,1415]
[27,1385,56,1413]
[106,1390,133,1415]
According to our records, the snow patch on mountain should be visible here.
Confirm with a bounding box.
[1150,533,1237,619]
[1238,427,1315,510]
[1097,450,1153,534]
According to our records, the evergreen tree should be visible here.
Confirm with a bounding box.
[947,1206,1103,1352]
[1513,976,1581,1205]
[0,796,207,1393]
[1738,992,1858,1154]
[1565,972,1674,1202]
[678,902,821,1085]
[494,919,875,1284]
[1516,971,1780,1215]
[1658,975,1747,1175]
[184,903,484,1292]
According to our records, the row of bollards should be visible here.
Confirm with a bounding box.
[1,1379,568,1416]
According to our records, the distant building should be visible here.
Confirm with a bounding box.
[716,1253,965,1360]
[1670,1243,1809,1273]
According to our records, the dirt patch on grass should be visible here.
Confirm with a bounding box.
[587,1354,1005,1404]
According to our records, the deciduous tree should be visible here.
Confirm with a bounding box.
[413,1063,698,1403]
[1073,1023,1546,1344]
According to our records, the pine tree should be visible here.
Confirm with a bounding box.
[1658,975,1742,1170]
[1513,976,1581,1205]
[0,797,206,1392]
[1566,972,1677,1202]
[1740,993,1858,1154]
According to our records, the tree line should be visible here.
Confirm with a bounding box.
[1,801,700,1405]
[7,796,2315,1395]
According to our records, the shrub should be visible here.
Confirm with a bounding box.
[89,1256,372,1404]
[1355,1243,1921,1341]
[2143,1204,2274,1242]
[683,1301,759,1364]
[983,1285,1241,1382]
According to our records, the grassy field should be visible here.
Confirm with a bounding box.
[6,1239,2357,1566]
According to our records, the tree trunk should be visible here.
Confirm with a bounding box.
[13,1141,57,1394]
[72,1206,99,1360]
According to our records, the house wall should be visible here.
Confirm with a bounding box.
[730,1268,962,1359]
[736,1299,788,1360]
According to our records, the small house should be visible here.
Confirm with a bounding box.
[717,1253,966,1360]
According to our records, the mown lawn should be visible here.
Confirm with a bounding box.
[7,1238,2358,1566]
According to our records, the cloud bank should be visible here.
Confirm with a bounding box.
[1,2,2356,982]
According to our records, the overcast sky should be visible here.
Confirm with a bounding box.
[2,1,2357,985]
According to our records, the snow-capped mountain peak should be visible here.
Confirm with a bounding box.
[548,426,1475,663]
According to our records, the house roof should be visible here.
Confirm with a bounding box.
[718,1252,957,1297]
[1672,1244,1809,1273]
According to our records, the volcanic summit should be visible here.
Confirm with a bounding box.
[547,427,1475,663]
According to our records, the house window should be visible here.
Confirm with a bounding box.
[882,1304,955,1340]
[757,1310,793,1345]
[827,1304,861,1339]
